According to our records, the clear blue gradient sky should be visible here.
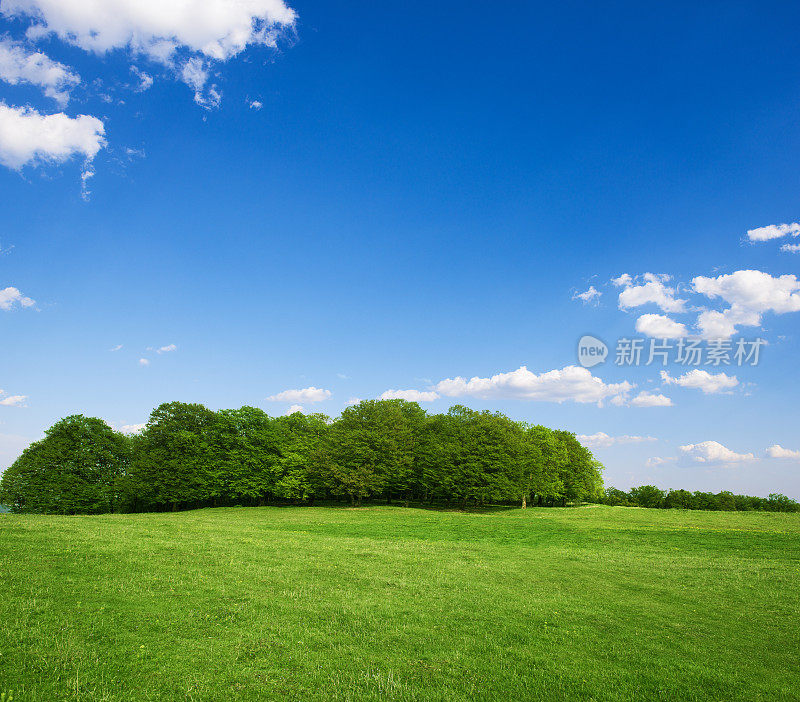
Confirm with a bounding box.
[1,1,799,496]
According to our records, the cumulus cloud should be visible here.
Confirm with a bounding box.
[781,243,800,253]
[156,344,176,354]
[635,313,688,338]
[0,286,35,310]
[433,365,634,406]
[646,456,675,467]
[345,397,362,406]
[693,270,800,338]
[0,37,80,106]
[765,444,800,459]
[138,358,150,366]
[249,99,263,110]
[0,103,105,170]
[118,423,145,434]
[746,222,800,242]
[577,432,657,449]
[615,273,687,313]
[110,344,122,351]
[679,440,754,464]
[0,393,27,407]
[572,285,601,305]
[1,0,297,62]
[379,389,439,402]
[285,404,303,415]
[629,391,673,407]
[660,369,738,395]
[653,441,799,467]
[267,386,331,403]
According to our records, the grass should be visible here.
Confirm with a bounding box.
[1,505,798,701]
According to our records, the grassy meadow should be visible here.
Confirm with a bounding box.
[0,505,798,701]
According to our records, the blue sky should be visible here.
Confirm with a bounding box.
[2,1,800,497]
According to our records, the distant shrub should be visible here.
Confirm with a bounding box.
[598,486,799,513]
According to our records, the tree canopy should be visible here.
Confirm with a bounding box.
[0,415,130,514]
[2,400,608,514]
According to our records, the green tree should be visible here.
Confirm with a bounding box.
[212,406,282,504]
[327,400,423,505]
[273,411,330,502]
[664,489,693,509]
[628,485,665,509]
[0,415,130,514]
[521,425,565,507]
[766,493,800,513]
[554,430,603,505]
[602,487,633,506]
[127,402,217,511]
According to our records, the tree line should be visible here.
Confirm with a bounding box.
[600,485,799,512]
[0,400,604,514]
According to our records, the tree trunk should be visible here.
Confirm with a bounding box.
[521,494,527,509]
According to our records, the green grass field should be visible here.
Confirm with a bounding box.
[1,505,798,701]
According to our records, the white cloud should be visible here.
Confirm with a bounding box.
[433,365,634,406]
[693,270,800,338]
[80,163,95,200]
[781,243,800,253]
[156,344,176,354]
[130,65,153,91]
[635,313,688,338]
[379,389,439,402]
[285,404,303,415]
[572,285,601,305]
[679,440,754,464]
[746,222,800,242]
[765,444,800,459]
[0,286,35,310]
[138,358,150,366]
[1,0,297,62]
[0,103,105,170]
[616,273,687,313]
[660,369,738,394]
[179,57,221,108]
[110,344,122,351]
[249,99,263,110]
[267,386,331,403]
[119,423,145,434]
[0,37,80,106]
[646,456,675,467]
[629,391,673,407]
[0,394,27,407]
[577,432,657,449]
[694,309,745,339]
[345,397,362,406]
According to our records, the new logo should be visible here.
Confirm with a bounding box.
[577,335,608,368]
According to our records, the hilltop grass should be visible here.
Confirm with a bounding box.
[0,505,798,701]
